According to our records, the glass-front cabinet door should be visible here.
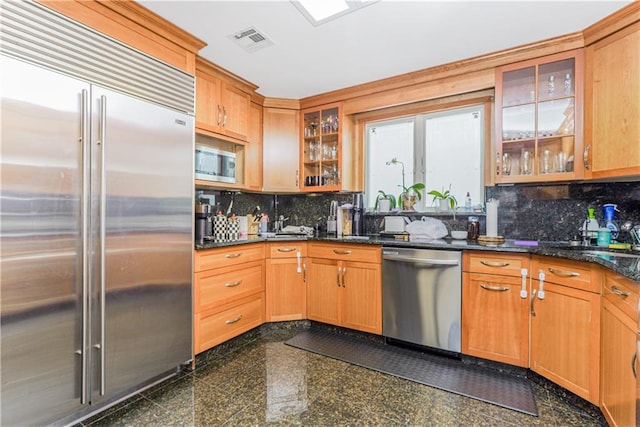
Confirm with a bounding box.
[495,49,584,183]
[300,103,343,192]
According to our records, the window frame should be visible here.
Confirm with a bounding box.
[358,96,493,210]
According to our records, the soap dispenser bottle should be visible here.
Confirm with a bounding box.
[583,207,600,243]
[603,203,619,240]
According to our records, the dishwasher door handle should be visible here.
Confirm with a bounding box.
[383,254,459,266]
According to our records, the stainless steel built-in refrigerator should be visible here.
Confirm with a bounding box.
[0,2,194,425]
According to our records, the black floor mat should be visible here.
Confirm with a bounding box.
[285,329,538,416]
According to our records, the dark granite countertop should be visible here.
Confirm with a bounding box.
[196,235,640,283]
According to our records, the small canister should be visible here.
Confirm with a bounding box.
[597,228,611,247]
[227,215,239,241]
[214,213,228,242]
[467,216,480,240]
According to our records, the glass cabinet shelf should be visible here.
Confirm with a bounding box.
[495,49,584,183]
[301,104,343,191]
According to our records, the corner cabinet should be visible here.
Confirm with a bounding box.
[307,243,381,334]
[495,49,584,183]
[263,107,300,192]
[300,103,359,192]
[530,255,602,405]
[265,242,307,322]
[245,101,263,191]
[600,271,638,427]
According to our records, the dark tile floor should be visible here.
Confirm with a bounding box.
[80,324,606,426]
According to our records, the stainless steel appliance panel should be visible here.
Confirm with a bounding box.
[1,54,194,425]
[382,247,462,352]
[90,86,193,401]
[0,55,87,426]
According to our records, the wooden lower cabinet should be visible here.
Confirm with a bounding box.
[462,251,530,367]
[265,242,307,322]
[530,255,602,405]
[462,273,530,367]
[195,294,264,354]
[307,243,382,334]
[600,272,638,427]
[193,244,265,354]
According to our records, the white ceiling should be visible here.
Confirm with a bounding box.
[140,0,631,100]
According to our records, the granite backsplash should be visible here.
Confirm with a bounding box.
[209,181,640,244]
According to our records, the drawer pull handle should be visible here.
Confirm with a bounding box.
[548,267,579,277]
[225,280,243,288]
[277,247,296,252]
[633,352,638,378]
[225,253,242,258]
[480,260,510,267]
[480,284,509,292]
[333,249,352,255]
[611,286,630,298]
[225,315,243,324]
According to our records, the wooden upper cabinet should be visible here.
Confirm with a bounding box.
[300,103,360,192]
[37,0,205,74]
[245,102,264,191]
[584,20,640,179]
[495,49,585,184]
[195,57,253,142]
[263,106,300,192]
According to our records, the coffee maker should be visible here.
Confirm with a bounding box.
[195,198,212,244]
[352,193,365,236]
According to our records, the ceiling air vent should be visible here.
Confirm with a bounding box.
[228,26,273,53]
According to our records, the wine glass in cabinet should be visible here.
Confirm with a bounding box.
[301,104,342,191]
[495,49,584,183]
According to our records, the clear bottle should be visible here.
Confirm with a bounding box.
[583,207,600,243]
[547,75,555,97]
[465,192,472,211]
[564,73,572,95]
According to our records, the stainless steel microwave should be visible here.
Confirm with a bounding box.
[195,145,236,183]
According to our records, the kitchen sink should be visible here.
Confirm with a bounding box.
[581,250,639,259]
[270,233,308,239]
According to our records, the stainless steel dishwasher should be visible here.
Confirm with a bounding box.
[382,247,462,353]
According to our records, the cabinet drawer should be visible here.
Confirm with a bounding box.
[195,294,264,354]
[194,260,264,313]
[603,271,639,322]
[464,251,530,277]
[194,243,264,272]
[267,242,307,259]
[532,256,602,293]
[308,243,381,263]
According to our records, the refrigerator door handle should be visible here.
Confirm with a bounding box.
[80,89,90,405]
[98,94,107,397]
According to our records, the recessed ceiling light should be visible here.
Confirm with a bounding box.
[292,0,380,26]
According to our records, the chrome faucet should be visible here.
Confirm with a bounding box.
[274,215,289,233]
[621,221,640,250]
[580,215,591,247]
